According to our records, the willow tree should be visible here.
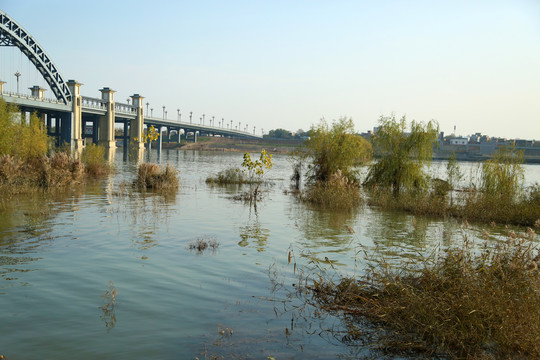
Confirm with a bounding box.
[364,114,439,196]
[0,98,48,161]
[301,117,372,183]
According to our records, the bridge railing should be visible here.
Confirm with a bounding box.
[81,96,106,110]
[1,91,67,105]
[115,102,137,115]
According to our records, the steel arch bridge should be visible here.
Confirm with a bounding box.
[0,9,72,103]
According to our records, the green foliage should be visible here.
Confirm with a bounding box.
[364,114,439,196]
[480,146,524,202]
[206,150,274,185]
[81,143,111,177]
[241,149,273,182]
[265,128,292,139]
[0,98,49,161]
[135,125,159,143]
[299,117,372,184]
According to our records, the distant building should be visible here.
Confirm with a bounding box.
[450,137,468,145]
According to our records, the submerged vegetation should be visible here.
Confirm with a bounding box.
[0,98,112,190]
[135,163,179,190]
[294,118,371,210]
[81,143,112,177]
[206,149,274,186]
[298,117,372,184]
[364,114,439,196]
[304,232,540,359]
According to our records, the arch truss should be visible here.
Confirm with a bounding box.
[0,10,72,103]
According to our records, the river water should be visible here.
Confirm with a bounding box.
[1,150,539,359]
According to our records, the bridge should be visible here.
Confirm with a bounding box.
[0,9,261,154]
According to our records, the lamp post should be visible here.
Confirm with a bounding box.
[162,106,166,119]
[202,114,205,125]
[177,109,180,121]
[230,120,233,129]
[126,98,130,105]
[189,111,193,124]
[212,116,215,127]
[146,102,149,116]
[253,126,256,134]
[165,110,167,119]
[151,108,154,117]
[221,118,224,128]
[14,71,21,93]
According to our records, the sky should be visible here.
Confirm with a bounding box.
[1,0,539,139]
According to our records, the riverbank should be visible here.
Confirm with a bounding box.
[159,137,303,154]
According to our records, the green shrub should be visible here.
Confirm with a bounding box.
[81,143,111,177]
[0,98,48,161]
[297,117,372,184]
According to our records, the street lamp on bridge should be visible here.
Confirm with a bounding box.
[212,116,215,127]
[202,114,205,125]
[189,111,193,124]
[177,109,180,121]
[221,118,224,128]
[146,102,149,116]
[126,98,130,105]
[151,108,154,117]
[165,110,168,119]
[14,71,21,93]
[162,106,166,119]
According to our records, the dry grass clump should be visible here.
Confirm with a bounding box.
[308,235,540,359]
[135,163,178,190]
[0,152,84,189]
[188,237,220,252]
[301,170,362,211]
[38,152,85,187]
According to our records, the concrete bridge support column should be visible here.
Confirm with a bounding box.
[98,87,116,149]
[157,126,163,157]
[67,80,84,152]
[59,112,72,146]
[129,94,145,150]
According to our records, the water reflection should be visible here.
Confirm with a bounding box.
[111,189,177,257]
[238,209,270,252]
[100,281,118,332]
[289,202,358,264]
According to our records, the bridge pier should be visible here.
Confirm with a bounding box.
[67,80,84,152]
[129,94,145,150]
[98,87,116,149]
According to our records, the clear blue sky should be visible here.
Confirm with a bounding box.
[1,0,539,139]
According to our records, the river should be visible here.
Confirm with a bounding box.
[1,149,539,359]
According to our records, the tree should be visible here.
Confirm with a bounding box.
[481,146,524,202]
[364,114,439,196]
[299,117,372,184]
[0,98,48,161]
[265,128,292,139]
